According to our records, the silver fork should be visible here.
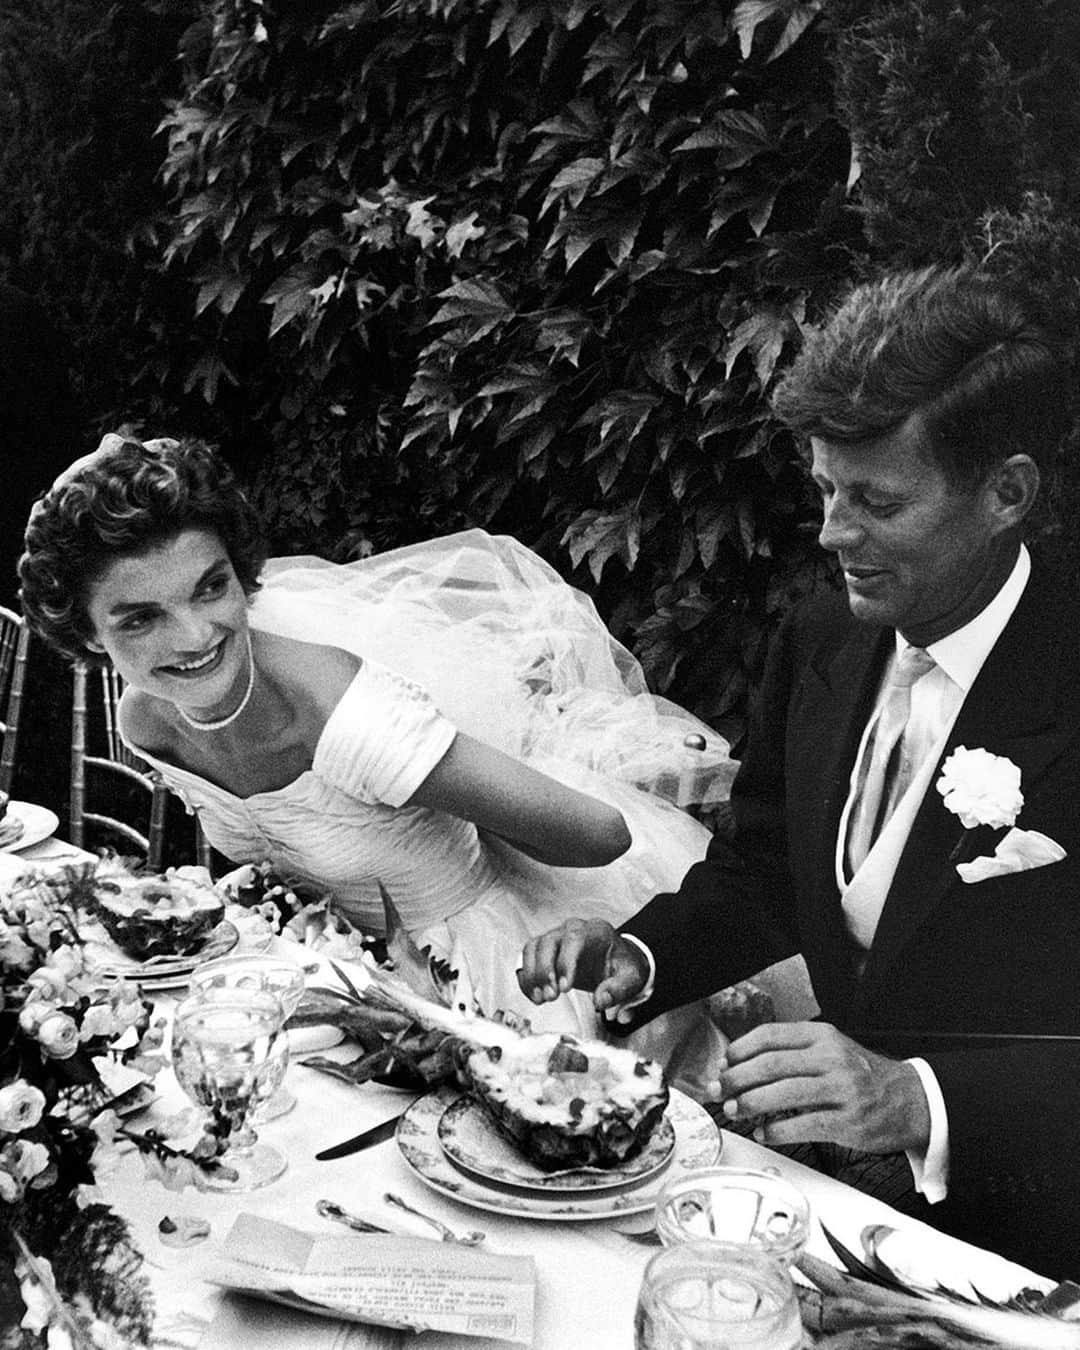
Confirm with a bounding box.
[383,1191,486,1246]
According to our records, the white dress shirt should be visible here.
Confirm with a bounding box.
[613,545,1032,1203]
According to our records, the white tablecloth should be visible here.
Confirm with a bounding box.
[100,982,1044,1350]
[13,837,1046,1350]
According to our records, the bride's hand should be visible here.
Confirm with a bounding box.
[517,919,650,1013]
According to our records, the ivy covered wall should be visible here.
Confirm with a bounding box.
[3,0,1079,737]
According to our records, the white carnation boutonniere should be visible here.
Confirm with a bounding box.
[936,746,1024,837]
[935,746,1066,881]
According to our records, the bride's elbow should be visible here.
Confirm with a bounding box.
[580,807,632,866]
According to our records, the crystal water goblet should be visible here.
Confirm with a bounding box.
[171,986,288,1191]
[634,1240,802,1349]
[188,952,306,1119]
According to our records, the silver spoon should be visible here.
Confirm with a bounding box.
[316,1199,395,1235]
[383,1191,486,1246]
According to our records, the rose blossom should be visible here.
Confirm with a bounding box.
[36,1010,80,1060]
[18,1000,53,1036]
[0,1080,46,1132]
[5,1137,50,1183]
[26,966,69,1001]
[936,746,1024,830]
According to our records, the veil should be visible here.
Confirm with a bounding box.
[251,530,736,811]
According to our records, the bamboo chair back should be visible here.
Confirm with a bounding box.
[70,662,213,871]
[0,606,30,798]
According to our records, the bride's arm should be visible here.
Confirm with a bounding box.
[407,732,631,868]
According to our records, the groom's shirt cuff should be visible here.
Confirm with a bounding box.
[603,934,656,1025]
[904,1057,950,1203]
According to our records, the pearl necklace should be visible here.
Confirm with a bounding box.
[177,633,256,732]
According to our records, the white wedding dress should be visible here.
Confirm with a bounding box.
[129,531,742,1096]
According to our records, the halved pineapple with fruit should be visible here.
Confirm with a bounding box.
[457,1030,668,1170]
[338,926,669,1171]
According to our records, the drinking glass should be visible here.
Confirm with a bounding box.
[189,952,306,1118]
[654,1167,811,1267]
[634,1240,802,1350]
[171,986,288,1191]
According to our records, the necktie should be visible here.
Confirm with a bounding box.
[847,645,936,875]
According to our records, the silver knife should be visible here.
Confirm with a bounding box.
[314,1110,407,1160]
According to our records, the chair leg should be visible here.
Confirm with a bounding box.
[147,776,169,872]
[0,624,29,798]
[70,662,88,851]
[196,818,213,873]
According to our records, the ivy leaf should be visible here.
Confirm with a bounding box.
[194,268,246,318]
[674,110,772,167]
[404,196,439,247]
[551,204,643,270]
[262,264,319,337]
[731,0,789,60]
[445,212,485,258]
[768,2,823,62]
[530,100,605,157]
[183,351,237,404]
[724,306,793,387]
[541,156,606,215]
[431,280,515,338]
[576,390,659,446]
[533,307,592,367]
[564,506,642,581]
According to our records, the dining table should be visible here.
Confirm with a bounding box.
[9,831,1054,1350]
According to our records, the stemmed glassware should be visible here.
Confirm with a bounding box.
[171,986,288,1191]
[188,952,306,1119]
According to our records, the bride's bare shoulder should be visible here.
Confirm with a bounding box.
[116,684,177,757]
[254,629,360,716]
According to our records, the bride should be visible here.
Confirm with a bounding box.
[20,434,748,1096]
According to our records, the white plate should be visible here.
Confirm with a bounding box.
[396,1086,720,1221]
[0,801,60,853]
[438,1094,676,1193]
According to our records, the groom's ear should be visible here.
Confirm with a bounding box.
[987,453,1040,530]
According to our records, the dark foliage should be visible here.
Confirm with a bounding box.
[156,0,856,727]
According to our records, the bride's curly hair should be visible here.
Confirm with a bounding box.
[18,435,267,665]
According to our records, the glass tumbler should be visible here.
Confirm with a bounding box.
[654,1167,811,1267]
[634,1240,802,1350]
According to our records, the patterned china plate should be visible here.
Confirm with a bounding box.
[82,920,240,988]
[396,1086,720,1221]
[437,1094,676,1192]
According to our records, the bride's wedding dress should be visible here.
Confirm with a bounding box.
[131,531,751,1096]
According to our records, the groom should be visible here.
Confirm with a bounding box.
[518,266,1080,1278]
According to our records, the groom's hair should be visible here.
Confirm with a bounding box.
[771,265,1071,489]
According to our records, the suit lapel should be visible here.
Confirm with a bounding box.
[792,620,890,1002]
[855,574,1075,1013]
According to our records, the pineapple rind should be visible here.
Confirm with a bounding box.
[352,963,670,1170]
[459,1032,670,1170]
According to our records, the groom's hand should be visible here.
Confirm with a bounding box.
[517,919,650,1015]
[720,1022,932,1155]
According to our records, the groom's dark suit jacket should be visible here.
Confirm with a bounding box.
[621,562,1080,1278]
